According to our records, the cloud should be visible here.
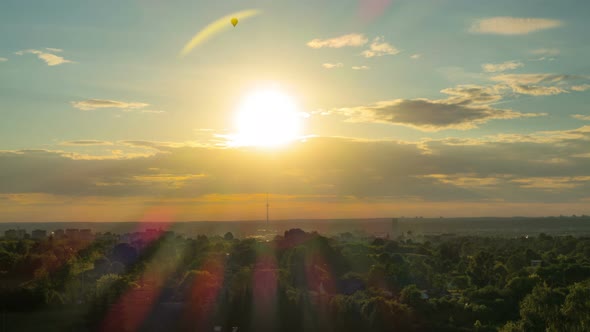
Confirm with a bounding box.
[470,17,562,35]
[140,110,166,114]
[491,73,585,95]
[118,140,196,151]
[60,140,113,146]
[410,54,422,59]
[572,114,590,121]
[571,84,590,92]
[510,177,590,190]
[15,49,73,66]
[419,174,504,188]
[482,60,524,73]
[1,128,590,209]
[440,85,505,104]
[531,48,560,56]
[0,57,7,62]
[338,100,542,131]
[332,85,544,131]
[491,74,576,85]
[307,33,368,48]
[44,48,63,53]
[361,37,399,58]
[71,99,150,111]
[509,85,567,96]
[352,65,370,70]
[322,62,344,69]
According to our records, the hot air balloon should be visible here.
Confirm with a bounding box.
[231,18,238,27]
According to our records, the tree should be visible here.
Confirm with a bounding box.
[224,232,234,241]
[110,243,137,266]
[518,283,565,331]
[468,251,495,287]
[561,281,590,331]
[400,284,428,313]
[499,321,524,332]
[474,319,482,331]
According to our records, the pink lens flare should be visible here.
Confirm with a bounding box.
[252,249,279,329]
[359,0,393,22]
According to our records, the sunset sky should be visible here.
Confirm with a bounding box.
[1,0,589,222]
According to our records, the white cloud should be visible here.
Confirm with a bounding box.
[322,62,344,69]
[361,37,399,58]
[410,54,422,59]
[45,48,63,53]
[470,17,562,35]
[15,49,73,66]
[0,57,7,62]
[352,65,370,70]
[71,99,150,111]
[307,33,368,48]
[572,114,590,121]
[571,84,590,92]
[482,60,524,73]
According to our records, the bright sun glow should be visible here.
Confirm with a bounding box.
[230,88,304,148]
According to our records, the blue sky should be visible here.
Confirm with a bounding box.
[1,0,589,221]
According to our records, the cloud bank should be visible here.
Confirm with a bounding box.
[1,128,589,209]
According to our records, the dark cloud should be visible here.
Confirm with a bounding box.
[334,85,544,131]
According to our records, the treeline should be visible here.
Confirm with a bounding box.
[1,230,590,331]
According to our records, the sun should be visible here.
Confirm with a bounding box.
[229,88,305,148]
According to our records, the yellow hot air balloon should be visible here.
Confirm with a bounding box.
[231,18,238,27]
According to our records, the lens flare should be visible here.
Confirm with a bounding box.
[180,9,261,57]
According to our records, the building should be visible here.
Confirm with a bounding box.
[4,229,27,239]
[53,229,65,238]
[32,229,47,240]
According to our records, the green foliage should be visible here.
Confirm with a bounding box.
[2,231,590,331]
[560,281,590,331]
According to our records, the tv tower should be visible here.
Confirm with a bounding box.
[266,192,270,229]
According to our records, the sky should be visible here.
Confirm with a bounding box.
[1,0,589,222]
